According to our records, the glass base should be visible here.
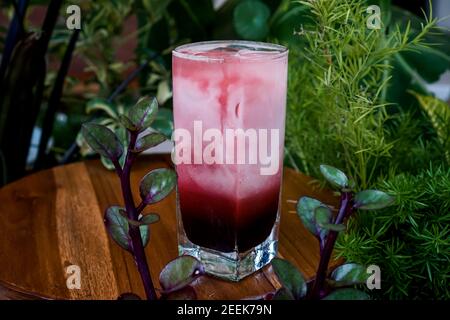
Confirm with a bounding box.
[178,229,278,282]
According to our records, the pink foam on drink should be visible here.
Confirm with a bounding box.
[173,42,288,252]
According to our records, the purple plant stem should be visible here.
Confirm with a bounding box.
[136,201,146,214]
[310,191,353,299]
[117,131,157,300]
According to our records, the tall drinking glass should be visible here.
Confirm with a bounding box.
[172,41,288,281]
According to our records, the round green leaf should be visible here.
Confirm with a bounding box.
[314,206,332,226]
[140,213,160,225]
[119,114,138,132]
[100,126,128,170]
[100,155,116,171]
[233,0,270,40]
[139,168,176,205]
[152,108,174,138]
[104,206,131,251]
[125,213,160,228]
[159,256,205,293]
[128,96,158,131]
[330,263,368,287]
[354,190,395,210]
[104,206,150,250]
[271,258,307,300]
[314,206,345,232]
[320,164,349,189]
[133,132,167,153]
[140,224,150,248]
[81,123,123,161]
[297,197,323,236]
[323,288,370,300]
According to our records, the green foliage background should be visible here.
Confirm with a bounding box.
[285,0,450,299]
[337,166,450,299]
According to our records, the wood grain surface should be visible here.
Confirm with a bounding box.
[0,156,339,300]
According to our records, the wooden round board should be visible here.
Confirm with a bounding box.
[0,156,339,300]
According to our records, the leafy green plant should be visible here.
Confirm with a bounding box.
[284,0,449,300]
[269,165,394,300]
[285,0,446,188]
[81,96,204,300]
[336,165,450,300]
[62,0,134,93]
[77,97,173,170]
[385,5,450,109]
[2,0,172,169]
[412,92,450,163]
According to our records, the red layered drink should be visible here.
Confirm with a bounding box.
[172,41,288,280]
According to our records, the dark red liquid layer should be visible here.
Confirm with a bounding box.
[179,185,280,253]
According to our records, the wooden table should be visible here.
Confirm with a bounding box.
[0,156,338,300]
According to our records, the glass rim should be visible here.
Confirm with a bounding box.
[172,40,288,62]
